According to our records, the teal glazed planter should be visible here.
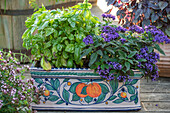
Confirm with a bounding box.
[30,67,142,111]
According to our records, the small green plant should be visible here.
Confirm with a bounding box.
[22,0,100,70]
[29,0,39,11]
[29,0,67,11]
[0,50,44,113]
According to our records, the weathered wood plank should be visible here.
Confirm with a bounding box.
[141,102,170,111]
[140,84,170,93]
[140,93,170,102]
[12,15,28,50]
[140,77,170,85]
[0,0,12,10]
[156,43,170,77]
[0,15,13,49]
[11,0,29,10]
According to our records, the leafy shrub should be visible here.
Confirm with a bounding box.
[22,1,100,70]
[106,0,170,36]
[81,13,170,81]
[0,50,44,113]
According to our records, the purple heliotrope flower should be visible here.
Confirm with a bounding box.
[120,38,126,44]
[111,15,115,20]
[101,13,107,18]
[97,61,123,80]
[135,46,160,80]
[107,61,122,70]
[101,26,119,42]
[116,26,127,32]
[83,35,94,45]
[101,13,116,20]
[129,25,144,33]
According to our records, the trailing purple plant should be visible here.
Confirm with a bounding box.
[0,50,44,113]
[81,13,170,81]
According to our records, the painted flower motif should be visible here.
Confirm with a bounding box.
[67,82,72,86]
[117,88,128,101]
[44,90,50,97]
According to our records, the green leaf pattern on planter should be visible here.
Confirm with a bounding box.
[34,77,139,105]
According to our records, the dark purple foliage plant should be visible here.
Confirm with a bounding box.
[105,0,170,37]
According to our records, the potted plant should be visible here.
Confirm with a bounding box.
[22,0,170,111]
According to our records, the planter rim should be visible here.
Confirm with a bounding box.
[30,65,142,79]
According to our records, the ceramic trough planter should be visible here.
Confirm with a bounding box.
[30,66,142,111]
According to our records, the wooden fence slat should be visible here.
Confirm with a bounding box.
[12,15,28,50]
[0,15,13,49]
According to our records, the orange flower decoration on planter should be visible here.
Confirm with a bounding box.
[86,83,102,98]
[120,92,127,98]
[76,83,88,98]
[44,90,50,96]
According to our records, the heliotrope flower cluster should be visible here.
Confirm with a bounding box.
[117,75,130,81]
[135,46,160,80]
[83,35,94,45]
[129,25,144,33]
[107,61,122,70]
[102,13,115,20]
[97,62,122,80]
[0,50,45,112]
[101,26,119,42]
[145,25,170,44]
[115,26,127,32]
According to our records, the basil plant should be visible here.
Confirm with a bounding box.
[22,1,100,70]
